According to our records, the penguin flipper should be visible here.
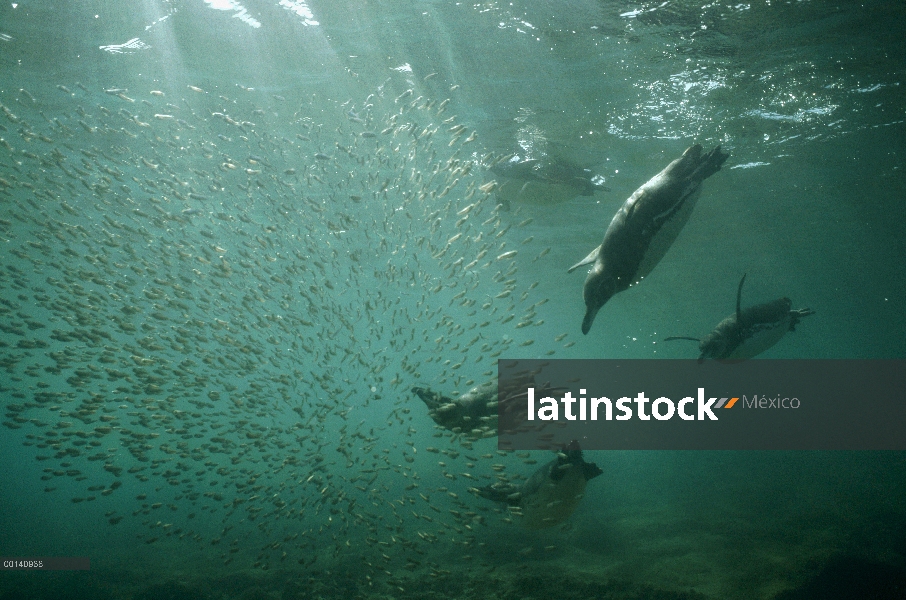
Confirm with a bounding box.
[567,245,601,273]
[736,273,747,324]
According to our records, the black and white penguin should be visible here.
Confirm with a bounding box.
[411,382,498,440]
[491,155,608,197]
[568,144,729,334]
[472,441,602,529]
[488,154,609,208]
[665,273,815,362]
[412,375,562,439]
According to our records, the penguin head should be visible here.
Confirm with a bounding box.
[581,266,616,335]
[412,386,450,410]
[697,335,727,362]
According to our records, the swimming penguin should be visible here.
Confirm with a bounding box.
[472,441,602,529]
[491,155,608,197]
[490,156,543,181]
[411,381,499,439]
[412,376,561,439]
[665,273,815,362]
[568,144,729,334]
[489,154,609,209]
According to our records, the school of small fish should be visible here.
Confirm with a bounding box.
[0,78,575,585]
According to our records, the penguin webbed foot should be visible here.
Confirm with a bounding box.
[691,145,730,182]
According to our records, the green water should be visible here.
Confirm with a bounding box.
[1,1,904,599]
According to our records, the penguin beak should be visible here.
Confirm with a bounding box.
[581,307,600,335]
[697,337,722,362]
[581,274,616,335]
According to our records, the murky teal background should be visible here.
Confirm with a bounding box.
[1,1,904,599]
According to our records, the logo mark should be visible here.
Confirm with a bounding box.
[715,397,739,409]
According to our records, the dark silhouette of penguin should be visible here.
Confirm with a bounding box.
[411,381,499,440]
[491,155,608,197]
[665,273,815,361]
[412,371,562,439]
[471,441,602,529]
[569,144,729,334]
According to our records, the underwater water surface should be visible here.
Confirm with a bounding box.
[1,1,905,599]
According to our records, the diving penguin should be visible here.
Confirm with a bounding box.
[412,376,562,440]
[488,153,609,209]
[411,381,499,440]
[471,441,602,529]
[568,144,729,334]
[491,155,609,197]
[665,273,815,362]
